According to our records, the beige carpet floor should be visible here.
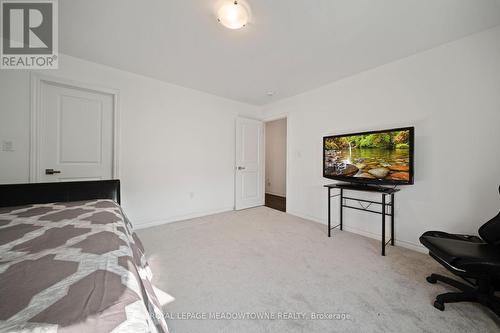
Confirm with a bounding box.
[137,206,500,333]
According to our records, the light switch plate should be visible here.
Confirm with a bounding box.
[2,140,14,152]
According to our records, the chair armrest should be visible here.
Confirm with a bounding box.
[421,231,484,243]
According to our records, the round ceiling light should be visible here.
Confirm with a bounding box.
[217,1,249,30]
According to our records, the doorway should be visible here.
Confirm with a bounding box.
[265,118,287,212]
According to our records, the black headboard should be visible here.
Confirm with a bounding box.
[0,180,120,208]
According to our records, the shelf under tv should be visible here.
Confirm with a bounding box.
[324,183,400,256]
[330,182,399,194]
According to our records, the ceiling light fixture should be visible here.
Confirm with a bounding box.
[217,1,249,30]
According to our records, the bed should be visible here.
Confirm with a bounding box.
[0,180,168,333]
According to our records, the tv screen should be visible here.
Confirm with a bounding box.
[323,127,414,185]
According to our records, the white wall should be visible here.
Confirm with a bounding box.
[0,54,261,228]
[262,26,500,250]
[265,118,287,197]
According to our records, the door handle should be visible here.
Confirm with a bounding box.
[237,166,246,170]
[45,169,61,175]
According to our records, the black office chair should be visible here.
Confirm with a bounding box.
[419,186,500,316]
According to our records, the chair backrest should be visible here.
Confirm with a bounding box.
[478,186,500,246]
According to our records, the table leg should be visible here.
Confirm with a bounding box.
[382,194,386,256]
[340,189,343,231]
[391,193,395,246]
[328,187,331,237]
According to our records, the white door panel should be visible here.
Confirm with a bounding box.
[38,81,114,182]
[59,95,103,163]
[243,172,258,194]
[235,118,264,210]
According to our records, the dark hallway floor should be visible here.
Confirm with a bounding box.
[265,193,286,212]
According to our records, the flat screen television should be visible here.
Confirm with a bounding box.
[323,127,414,185]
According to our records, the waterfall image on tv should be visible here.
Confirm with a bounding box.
[323,127,414,185]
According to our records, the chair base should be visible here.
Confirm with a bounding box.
[426,273,500,316]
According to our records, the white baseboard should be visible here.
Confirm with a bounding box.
[265,191,286,198]
[133,206,427,254]
[133,206,234,230]
[342,225,427,253]
[287,209,426,253]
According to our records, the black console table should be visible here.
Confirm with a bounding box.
[324,183,400,256]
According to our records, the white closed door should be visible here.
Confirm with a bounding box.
[235,117,264,210]
[37,80,115,182]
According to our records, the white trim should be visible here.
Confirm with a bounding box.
[287,209,427,253]
[133,206,234,230]
[342,225,427,253]
[29,75,40,182]
[265,191,286,198]
[285,117,289,212]
[263,113,289,122]
[262,119,266,206]
[30,73,120,182]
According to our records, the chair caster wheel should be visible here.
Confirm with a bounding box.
[433,300,445,311]
[426,276,437,284]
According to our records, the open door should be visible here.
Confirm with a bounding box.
[235,117,264,210]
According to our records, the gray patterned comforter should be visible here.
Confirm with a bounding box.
[0,200,168,333]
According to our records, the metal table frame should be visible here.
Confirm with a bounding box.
[325,183,400,256]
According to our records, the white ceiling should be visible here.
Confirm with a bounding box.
[60,0,500,105]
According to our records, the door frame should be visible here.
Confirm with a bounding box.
[29,73,120,182]
[263,115,288,211]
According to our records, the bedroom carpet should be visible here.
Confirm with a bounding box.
[137,207,500,333]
